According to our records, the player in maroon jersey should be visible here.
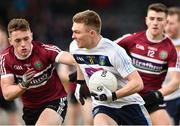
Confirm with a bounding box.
[164,6,180,125]
[0,18,76,125]
[116,3,180,125]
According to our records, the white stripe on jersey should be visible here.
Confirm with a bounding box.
[176,52,180,70]
[137,68,167,75]
[44,48,60,53]
[42,44,61,53]
[131,52,167,64]
[0,52,9,75]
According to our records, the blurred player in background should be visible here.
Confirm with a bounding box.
[116,3,180,125]
[57,64,93,125]
[163,6,180,125]
[0,18,75,125]
[0,25,20,125]
[70,10,151,125]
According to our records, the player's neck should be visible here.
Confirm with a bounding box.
[146,30,165,43]
[87,35,101,49]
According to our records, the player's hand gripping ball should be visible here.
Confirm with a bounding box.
[89,70,118,102]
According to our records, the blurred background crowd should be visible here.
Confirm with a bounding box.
[0,0,179,50]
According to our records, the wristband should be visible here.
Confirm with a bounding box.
[76,80,86,85]
[18,83,27,90]
[112,92,117,101]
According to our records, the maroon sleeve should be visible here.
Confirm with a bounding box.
[168,44,178,68]
[115,34,134,52]
[41,44,62,63]
[0,53,13,76]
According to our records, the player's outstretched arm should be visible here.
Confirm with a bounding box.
[115,70,143,98]
[160,71,180,96]
[57,51,76,66]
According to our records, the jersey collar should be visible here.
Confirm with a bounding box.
[14,43,33,60]
[146,30,166,43]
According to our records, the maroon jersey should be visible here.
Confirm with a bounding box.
[116,31,178,96]
[0,41,67,108]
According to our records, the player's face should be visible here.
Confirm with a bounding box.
[9,30,33,58]
[72,23,93,48]
[165,14,180,38]
[146,10,167,37]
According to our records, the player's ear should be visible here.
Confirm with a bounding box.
[89,30,96,36]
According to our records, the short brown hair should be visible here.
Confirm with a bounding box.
[167,7,180,21]
[7,18,30,36]
[73,10,101,34]
[148,3,167,14]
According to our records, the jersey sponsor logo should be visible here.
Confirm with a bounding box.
[148,47,157,51]
[74,54,112,66]
[23,63,31,68]
[159,50,168,59]
[132,58,167,74]
[136,44,145,50]
[131,53,168,74]
[76,56,85,62]
[16,64,54,88]
[13,65,23,70]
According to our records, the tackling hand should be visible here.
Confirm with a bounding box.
[20,68,36,89]
[143,90,164,105]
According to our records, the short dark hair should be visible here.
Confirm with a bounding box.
[148,3,167,14]
[167,7,180,21]
[73,10,101,34]
[7,18,30,36]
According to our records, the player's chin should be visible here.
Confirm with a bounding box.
[21,52,29,57]
[151,30,160,36]
[77,44,83,48]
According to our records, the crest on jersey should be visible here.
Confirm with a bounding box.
[34,60,43,70]
[159,50,168,59]
[87,56,95,64]
[99,56,106,66]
